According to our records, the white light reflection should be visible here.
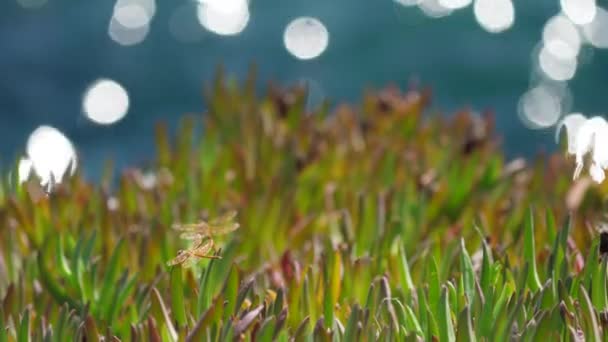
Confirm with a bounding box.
[582,6,608,48]
[538,45,577,81]
[197,0,250,36]
[107,197,120,211]
[438,0,471,10]
[83,79,130,125]
[114,4,150,29]
[560,0,596,25]
[419,0,452,18]
[560,115,608,183]
[284,17,329,60]
[556,113,587,153]
[393,0,421,6]
[25,126,77,186]
[108,18,149,46]
[115,0,156,18]
[108,0,155,46]
[542,15,581,59]
[473,0,515,33]
[518,84,564,129]
[18,158,33,183]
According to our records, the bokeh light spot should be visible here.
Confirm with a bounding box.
[582,6,608,48]
[108,16,150,46]
[438,0,471,10]
[538,45,577,81]
[26,126,77,186]
[556,113,587,153]
[108,0,155,46]
[284,17,329,60]
[18,158,33,183]
[518,84,563,129]
[393,0,421,6]
[114,3,150,29]
[473,0,515,33]
[83,79,130,125]
[197,0,250,36]
[560,0,596,25]
[542,15,581,60]
[419,0,452,18]
[116,0,156,17]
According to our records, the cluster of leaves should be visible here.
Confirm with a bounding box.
[1,70,608,340]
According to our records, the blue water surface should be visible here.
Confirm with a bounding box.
[1,0,607,178]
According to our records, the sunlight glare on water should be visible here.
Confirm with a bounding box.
[113,3,150,29]
[560,0,596,25]
[542,15,581,60]
[197,0,250,36]
[18,158,33,183]
[108,19,150,46]
[419,0,452,18]
[518,84,563,129]
[284,17,329,60]
[25,126,77,186]
[108,0,155,46]
[582,6,608,48]
[473,0,515,33]
[538,45,577,81]
[393,0,421,6]
[438,0,472,10]
[116,0,156,17]
[83,79,130,125]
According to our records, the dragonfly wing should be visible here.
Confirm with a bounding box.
[209,210,237,226]
[209,222,240,236]
[172,221,210,232]
[179,232,205,242]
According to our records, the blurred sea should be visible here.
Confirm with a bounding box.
[1,0,608,178]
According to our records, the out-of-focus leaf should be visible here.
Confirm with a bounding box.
[579,285,601,341]
[99,239,125,319]
[17,309,29,342]
[234,305,263,336]
[0,307,6,342]
[149,288,177,342]
[460,239,475,306]
[425,258,439,311]
[83,316,100,342]
[170,267,187,329]
[524,208,542,292]
[438,287,455,342]
[398,240,415,296]
[456,306,475,342]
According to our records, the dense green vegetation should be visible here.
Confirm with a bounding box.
[1,71,607,340]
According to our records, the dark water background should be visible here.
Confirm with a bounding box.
[1,0,608,178]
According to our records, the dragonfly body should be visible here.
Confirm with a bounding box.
[167,210,239,266]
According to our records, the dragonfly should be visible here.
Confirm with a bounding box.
[171,210,240,237]
[167,210,240,266]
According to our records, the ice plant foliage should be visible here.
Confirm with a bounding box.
[558,113,608,183]
[3,75,608,339]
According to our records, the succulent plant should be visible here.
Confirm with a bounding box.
[0,71,607,340]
